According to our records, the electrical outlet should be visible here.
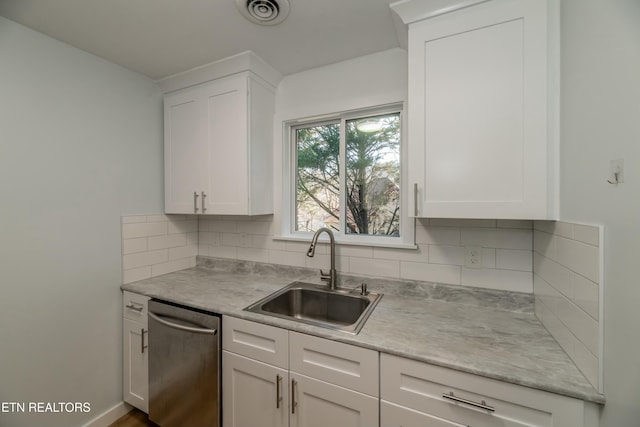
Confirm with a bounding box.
[465,246,482,268]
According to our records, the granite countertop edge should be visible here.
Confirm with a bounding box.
[121,258,605,404]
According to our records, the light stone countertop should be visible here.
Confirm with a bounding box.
[121,257,604,404]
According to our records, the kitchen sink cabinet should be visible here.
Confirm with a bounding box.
[222,316,380,427]
[223,351,289,427]
[122,291,150,413]
[400,0,558,219]
[164,72,275,215]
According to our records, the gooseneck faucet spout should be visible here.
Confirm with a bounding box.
[307,227,337,290]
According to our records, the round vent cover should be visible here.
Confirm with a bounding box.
[236,0,290,26]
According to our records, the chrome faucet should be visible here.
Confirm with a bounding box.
[306,227,337,290]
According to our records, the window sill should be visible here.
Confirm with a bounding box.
[273,234,418,250]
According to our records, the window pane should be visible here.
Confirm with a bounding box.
[295,123,340,232]
[345,113,401,236]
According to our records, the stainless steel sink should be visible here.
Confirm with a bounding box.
[244,282,382,334]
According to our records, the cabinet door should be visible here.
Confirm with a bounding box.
[202,75,249,215]
[123,318,148,412]
[223,351,288,427]
[381,401,465,427]
[290,373,379,427]
[164,87,207,214]
[408,0,552,219]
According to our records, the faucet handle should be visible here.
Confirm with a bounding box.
[319,269,330,282]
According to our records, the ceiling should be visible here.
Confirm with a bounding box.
[0,0,404,80]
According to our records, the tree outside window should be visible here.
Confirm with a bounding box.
[294,112,401,238]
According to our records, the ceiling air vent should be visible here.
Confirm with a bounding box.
[236,0,290,26]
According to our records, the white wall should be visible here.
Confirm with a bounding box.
[559,0,640,423]
[0,17,163,427]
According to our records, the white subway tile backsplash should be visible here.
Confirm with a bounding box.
[268,249,306,267]
[237,247,270,263]
[555,237,600,283]
[336,244,373,258]
[148,233,187,250]
[534,252,574,298]
[151,257,196,277]
[533,220,603,392]
[350,257,400,278]
[573,338,600,390]
[123,266,152,284]
[462,268,532,293]
[496,249,532,272]
[208,245,239,259]
[122,221,168,239]
[222,232,248,248]
[169,244,198,260]
[196,217,534,293]
[573,224,600,246]
[415,225,461,245]
[237,220,272,235]
[573,274,599,320]
[481,248,496,268]
[400,261,461,285]
[123,237,147,255]
[533,230,555,258]
[428,245,464,265]
[167,218,198,234]
[462,228,532,250]
[374,245,427,262]
[123,249,168,270]
[121,214,198,284]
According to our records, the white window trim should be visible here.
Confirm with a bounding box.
[276,103,416,249]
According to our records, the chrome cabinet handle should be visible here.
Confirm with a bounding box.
[413,183,418,217]
[194,192,199,213]
[276,374,282,409]
[148,312,217,335]
[125,303,143,312]
[141,328,147,354]
[291,379,297,414]
[201,191,207,213]
[442,391,495,412]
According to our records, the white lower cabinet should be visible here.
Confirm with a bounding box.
[381,353,597,427]
[122,291,150,412]
[221,316,599,427]
[291,373,378,427]
[223,351,288,427]
[222,316,380,427]
[381,400,465,427]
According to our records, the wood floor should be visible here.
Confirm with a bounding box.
[108,408,158,427]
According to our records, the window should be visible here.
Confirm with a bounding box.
[285,106,412,246]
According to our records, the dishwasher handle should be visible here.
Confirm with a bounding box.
[149,312,217,335]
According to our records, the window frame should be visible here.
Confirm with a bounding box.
[280,104,415,248]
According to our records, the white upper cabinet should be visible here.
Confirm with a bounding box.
[163,51,279,215]
[394,0,558,219]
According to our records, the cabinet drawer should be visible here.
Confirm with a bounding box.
[290,332,378,397]
[123,291,149,323]
[381,400,465,427]
[223,316,289,369]
[381,354,584,427]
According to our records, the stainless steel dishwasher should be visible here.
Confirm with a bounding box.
[148,299,220,427]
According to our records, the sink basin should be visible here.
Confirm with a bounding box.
[244,282,382,334]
